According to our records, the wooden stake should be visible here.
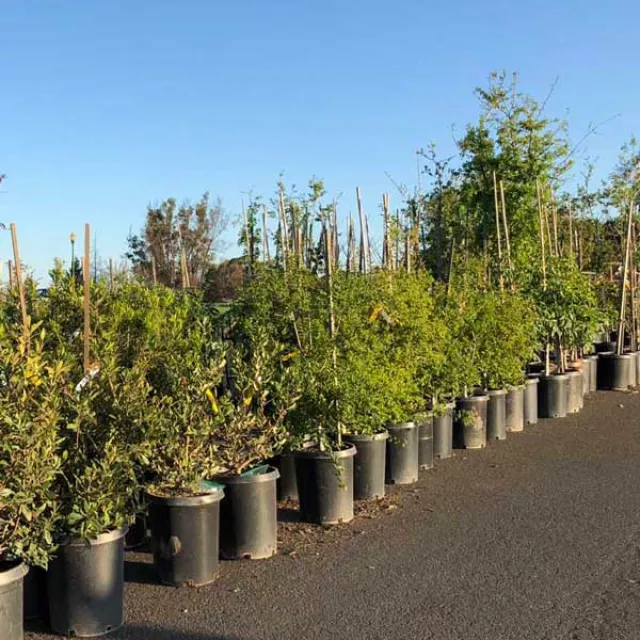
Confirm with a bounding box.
[332,200,339,268]
[7,260,13,290]
[568,203,574,258]
[278,190,289,271]
[382,193,390,270]
[536,180,547,288]
[356,188,368,273]
[262,204,270,262]
[9,224,28,337]
[151,255,157,286]
[550,187,559,256]
[617,200,634,355]
[83,223,91,374]
[492,172,504,291]
[109,257,114,289]
[499,180,513,276]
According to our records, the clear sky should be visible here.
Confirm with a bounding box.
[1,0,639,281]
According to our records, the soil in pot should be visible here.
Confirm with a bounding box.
[454,395,488,449]
[417,415,434,470]
[47,527,127,637]
[1,561,29,640]
[146,488,224,587]
[385,422,419,484]
[23,565,47,621]
[538,374,568,418]
[506,385,525,432]
[433,403,454,459]
[214,466,279,560]
[343,432,388,500]
[486,389,507,440]
[293,445,356,525]
[597,353,631,391]
[565,370,583,414]
[524,377,539,425]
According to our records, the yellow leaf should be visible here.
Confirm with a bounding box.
[281,351,298,362]
[243,395,253,407]
[205,388,219,414]
[369,303,383,323]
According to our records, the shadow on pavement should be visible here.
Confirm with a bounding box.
[124,558,160,585]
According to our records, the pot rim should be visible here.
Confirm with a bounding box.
[0,561,28,587]
[58,526,129,548]
[600,352,631,360]
[540,373,569,380]
[457,394,489,403]
[486,388,508,396]
[146,488,224,507]
[525,377,540,385]
[343,431,389,442]
[292,443,357,460]
[386,421,416,430]
[213,465,280,485]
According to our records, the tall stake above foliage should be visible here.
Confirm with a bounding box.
[84,223,91,373]
[617,200,635,355]
[9,223,28,338]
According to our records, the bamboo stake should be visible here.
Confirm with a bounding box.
[630,220,638,351]
[278,190,289,271]
[83,223,91,374]
[499,180,513,276]
[7,260,13,290]
[332,199,339,268]
[568,203,574,258]
[324,223,340,449]
[550,187,559,257]
[492,172,504,291]
[446,237,455,297]
[405,230,411,274]
[9,224,28,337]
[536,180,549,374]
[151,255,157,286]
[109,258,114,289]
[356,188,368,273]
[395,209,400,271]
[365,213,372,272]
[262,205,270,262]
[241,200,252,279]
[617,200,634,355]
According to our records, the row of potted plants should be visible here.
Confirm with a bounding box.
[0,257,610,638]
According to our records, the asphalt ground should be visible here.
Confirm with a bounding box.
[27,389,640,640]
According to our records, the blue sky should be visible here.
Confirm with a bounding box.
[1,0,639,281]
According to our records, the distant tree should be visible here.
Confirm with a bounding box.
[126,193,227,287]
[202,258,245,303]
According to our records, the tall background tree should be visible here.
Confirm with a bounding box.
[126,193,227,287]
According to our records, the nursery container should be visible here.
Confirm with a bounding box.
[585,355,598,393]
[627,351,638,387]
[272,453,298,502]
[524,377,539,425]
[594,341,615,354]
[454,395,488,449]
[597,353,631,391]
[506,385,525,432]
[294,445,356,525]
[565,370,583,414]
[147,489,224,587]
[386,422,419,484]
[580,360,590,396]
[417,414,434,470]
[538,373,568,418]
[23,565,47,621]
[214,466,280,560]
[486,389,507,441]
[0,562,28,640]
[526,362,545,376]
[433,403,455,459]
[47,527,127,637]
[343,432,388,500]
[125,514,147,551]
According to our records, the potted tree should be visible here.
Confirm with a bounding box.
[0,332,62,640]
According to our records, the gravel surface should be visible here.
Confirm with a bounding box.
[27,389,640,640]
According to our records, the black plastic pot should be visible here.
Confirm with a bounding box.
[147,489,224,587]
[125,514,147,551]
[47,527,127,637]
[594,341,615,354]
[627,351,638,388]
[433,403,454,459]
[293,445,356,525]
[23,565,47,621]
[385,422,419,484]
[0,561,28,640]
[538,374,568,418]
[344,432,388,500]
[214,467,279,560]
[486,389,507,441]
[580,361,590,396]
[506,385,525,432]
[272,453,298,502]
[417,415,434,470]
[597,353,631,391]
[526,362,545,376]
[454,395,488,449]
[566,369,583,414]
[524,377,539,425]
[587,355,598,393]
